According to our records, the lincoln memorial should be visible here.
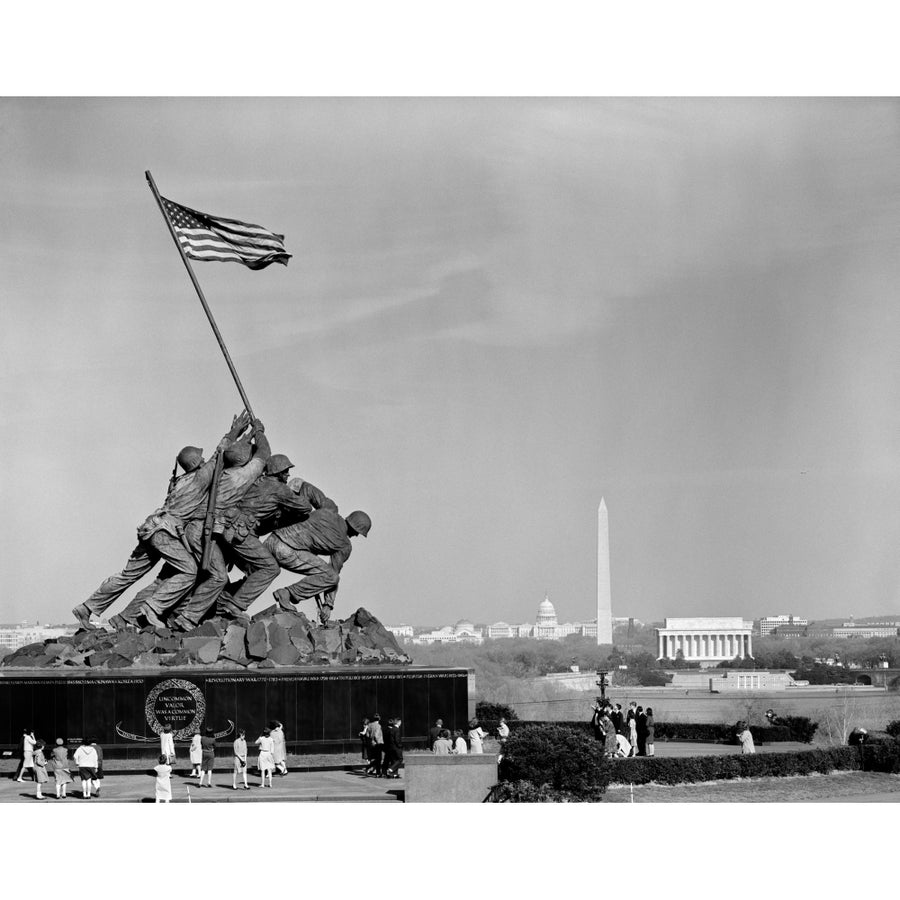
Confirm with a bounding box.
[656,616,753,663]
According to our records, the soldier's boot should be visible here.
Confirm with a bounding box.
[169,615,195,633]
[273,588,295,613]
[72,603,96,631]
[140,604,167,630]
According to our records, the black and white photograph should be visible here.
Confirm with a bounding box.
[1,13,898,888]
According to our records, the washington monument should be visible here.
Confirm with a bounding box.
[597,498,613,645]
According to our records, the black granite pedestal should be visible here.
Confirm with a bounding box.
[0,665,473,759]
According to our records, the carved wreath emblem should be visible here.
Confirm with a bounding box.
[143,677,206,740]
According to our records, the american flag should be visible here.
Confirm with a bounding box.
[161,196,292,270]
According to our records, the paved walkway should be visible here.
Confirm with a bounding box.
[0,768,403,803]
[0,741,825,803]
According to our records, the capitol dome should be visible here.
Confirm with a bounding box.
[454,619,475,633]
[536,595,558,627]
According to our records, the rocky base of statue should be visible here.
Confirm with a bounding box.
[1,606,412,670]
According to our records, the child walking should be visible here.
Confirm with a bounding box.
[233,729,250,790]
[255,727,275,788]
[199,727,216,788]
[189,730,203,777]
[154,754,173,803]
[32,740,49,799]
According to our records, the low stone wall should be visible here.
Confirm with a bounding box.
[403,752,498,803]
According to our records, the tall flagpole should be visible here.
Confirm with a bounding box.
[145,169,255,419]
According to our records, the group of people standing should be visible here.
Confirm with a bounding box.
[12,728,103,800]
[73,411,372,633]
[359,714,403,778]
[429,716,505,755]
[153,720,290,801]
[591,700,655,758]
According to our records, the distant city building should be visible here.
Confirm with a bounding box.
[385,624,413,641]
[759,615,808,636]
[668,668,799,691]
[486,622,515,639]
[0,623,76,652]
[656,617,754,663]
[528,595,598,641]
[612,616,644,629]
[478,596,600,643]
[831,625,899,639]
[412,620,484,645]
[801,622,900,639]
[771,625,809,638]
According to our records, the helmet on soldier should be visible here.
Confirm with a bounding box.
[265,454,294,476]
[177,446,204,473]
[345,510,372,537]
[223,441,252,468]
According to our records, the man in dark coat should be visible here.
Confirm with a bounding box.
[611,703,624,734]
[267,508,372,624]
[636,706,649,756]
[382,717,404,778]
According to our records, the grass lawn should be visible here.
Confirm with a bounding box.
[603,770,900,802]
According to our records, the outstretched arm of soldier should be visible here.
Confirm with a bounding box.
[288,477,338,512]
[228,410,252,440]
[250,418,272,463]
[217,410,251,450]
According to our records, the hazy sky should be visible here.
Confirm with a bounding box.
[3,98,900,628]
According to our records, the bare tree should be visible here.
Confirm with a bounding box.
[816,693,865,746]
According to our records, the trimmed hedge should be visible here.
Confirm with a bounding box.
[492,723,900,799]
[607,739,900,786]
[498,724,610,799]
[606,747,861,786]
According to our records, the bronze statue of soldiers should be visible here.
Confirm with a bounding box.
[164,418,271,631]
[267,508,371,624]
[72,412,250,630]
[212,458,337,618]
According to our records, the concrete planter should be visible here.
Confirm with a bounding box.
[403,752,499,803]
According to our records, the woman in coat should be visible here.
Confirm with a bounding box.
[50,738,73,799]
[645,707,656,757]
[737,721,756,754]
[189,731,203,777]
[467,719,487,754]
[270,721,287,776]
[626,703,638,756]
[32,740,49,799]
[15,728,36,782]
[602,714,618,758]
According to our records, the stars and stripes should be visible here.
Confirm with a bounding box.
[161,196,292,270]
